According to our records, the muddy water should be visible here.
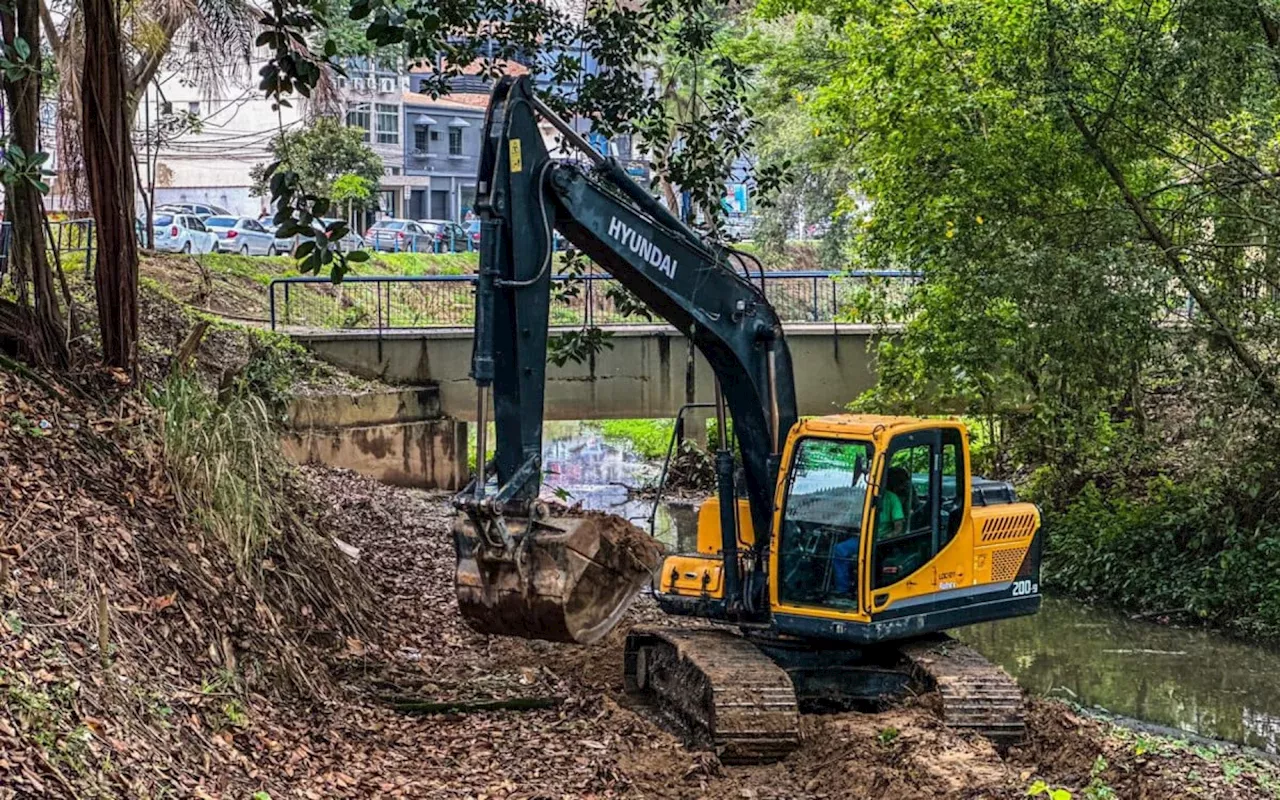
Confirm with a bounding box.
[958,596,1280,754]
[542,424,1280,753]
[540,423,699,551]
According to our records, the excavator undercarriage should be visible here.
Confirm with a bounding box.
[624,628,1026,763]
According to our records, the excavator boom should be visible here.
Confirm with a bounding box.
[453,76,796,641]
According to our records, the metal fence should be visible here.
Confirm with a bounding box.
[267,269,923,332]
[0,219,99,279]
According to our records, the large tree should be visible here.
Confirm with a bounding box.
[250,117,383,213]
[0,0,67,367]
[752,0,1280,457]
[81,0,139,373]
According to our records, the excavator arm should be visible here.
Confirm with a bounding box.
[453,76,797,639]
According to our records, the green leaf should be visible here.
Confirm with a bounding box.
[13,37,29,60]
[345,249,370,263]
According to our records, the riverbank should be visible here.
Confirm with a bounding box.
[285,470,1280,798]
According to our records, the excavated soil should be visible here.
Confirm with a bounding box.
[295,470,1280,799]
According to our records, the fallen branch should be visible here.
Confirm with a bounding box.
[381,695,564,715]
[0,350,70,401]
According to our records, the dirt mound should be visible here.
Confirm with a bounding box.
[303,469,1280,799]
[0,362,371,797]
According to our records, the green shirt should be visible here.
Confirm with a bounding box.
[876,491,906,538]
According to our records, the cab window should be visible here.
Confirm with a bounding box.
[777,438,873,610]
[940,427,965,546]
[872,435,938,590]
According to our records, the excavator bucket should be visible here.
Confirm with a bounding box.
[453,512,664,644]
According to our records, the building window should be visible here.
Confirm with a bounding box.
[378,189,397,216]
[188,101,200,116]
[346,102,371,143]
[189,39,200,53]
[448,127,462,156]
[385,166,401,176]
[413,127,429,154]
[376,103,399,145]
[160,101,173,115]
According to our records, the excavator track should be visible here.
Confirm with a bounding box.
[623,627,802,764]
[900,636,1026,746]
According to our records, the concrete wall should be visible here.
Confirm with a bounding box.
[292,324,887,421]
[281,387,466,489]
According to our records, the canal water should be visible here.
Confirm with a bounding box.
[540,423,1280,754]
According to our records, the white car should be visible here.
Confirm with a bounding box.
[150,213,219,254]
[156,202,232,219]
[204,215,280,255]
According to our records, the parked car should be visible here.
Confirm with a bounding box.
[416,219,472,252]
[722,215,756,242]
[203,216,280,255]
[155,202,232,219]
[466,220,481,250]
[364,218,435,252]
[278,218,365,256]
[150,213,219,254]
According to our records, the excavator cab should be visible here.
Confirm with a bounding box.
[656,416,1042,642]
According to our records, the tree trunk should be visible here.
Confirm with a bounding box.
[0,0,68,366]
[81,0,138,375]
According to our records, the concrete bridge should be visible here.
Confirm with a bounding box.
[274,270,908,490]
[292,323,885,420]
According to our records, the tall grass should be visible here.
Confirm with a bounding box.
[152,372,289,568]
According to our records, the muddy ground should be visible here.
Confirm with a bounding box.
[267,470,1280,799]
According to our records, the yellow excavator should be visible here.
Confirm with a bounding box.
[453,76,1043,763]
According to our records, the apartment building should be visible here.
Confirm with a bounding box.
[135,54,407,220]
[337,59,408,219]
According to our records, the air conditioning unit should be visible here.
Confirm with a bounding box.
[353,77,367,92]
[401,76,410,89]
[379,78,395,94]
[336,76,348,90]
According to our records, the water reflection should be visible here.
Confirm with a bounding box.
[540,423,700,551]
[959,595,1280,752]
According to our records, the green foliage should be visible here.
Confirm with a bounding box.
[151,372,293,568]
[236,328,322,417]
[1027,781,1072,800]
[876,726,899,746]
[330,172,373,205]
[249,116,379,279]
[0,143,53,195]
[548,327,614,368]
[599,419,675,459]
[251,117,381,210]
[744,0,1280,632]
[1037,430,1280,637]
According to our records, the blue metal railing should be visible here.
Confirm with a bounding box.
[0,219,99,279]
[267,269,923,331]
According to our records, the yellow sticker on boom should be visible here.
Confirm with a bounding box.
[509,140,523,173]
